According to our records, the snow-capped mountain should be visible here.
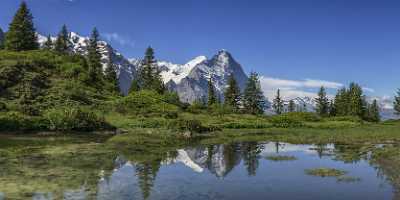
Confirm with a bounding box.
[153,50,248,103]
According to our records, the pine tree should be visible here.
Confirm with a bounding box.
[87,27,102,82]
[207,78,217,106]
[129,78,141,94]
[43,34,53,50]
[369,99,380,122]
[348,82,364,117]
[224,74,241,111]
[288,100,296,112]
[0,27,4,49]
[243,72,266,115]
[54,25,70,53]
[4,1,39,51]
[329,100,336,116]
[334,87,349,116]
[272,89,284,114]
[394,89,400,115]
[104,53,119,92]
[138,47,165,93]
[315,86,329,116]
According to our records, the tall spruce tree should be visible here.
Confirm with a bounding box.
[138,47,165,93]
[315,86,329,116]
[243,72,266,115]
[329,100,336,116]
[87,27,102,82]
[5,1,39,51]
[0,27,4,49]
[224,74,241,111]
[394,89,400,115]
[43,35,53,50]
[272,89,284,114]
[368,99,380,122]
[348,82,364,117]
[288,100,296,112]
[207,78,217,106]
[104,54,119,92]
[54,25,70,53]
[334,87,349,116]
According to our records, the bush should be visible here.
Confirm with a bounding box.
[0,111,46,131]
[44,107,111,131]
[270,115,304,128]
[167,118,219,133]
[281,112,321,122]
[113,90,179,116]
[326,116,363,123]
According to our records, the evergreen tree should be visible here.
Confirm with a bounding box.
[272,89,284,115]
[288,99,296,112]
[224,74,241,111]
[54,25,70,53]
[207,78,217,106]
[87,27,102,82]
[315,86,329,116]
[329,100,336,116]
[0,27,4,49]
[129,78,141,94]
[348,82,364,117]
[43,34,53,50]
[243,72,266,114]
[138,47,165,93]
[4,1,39,51]
[334,87,349,116]
[104,54,119,92]
[368,99,380,122]
[394,89,400,115]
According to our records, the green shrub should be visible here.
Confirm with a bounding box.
[44,107,111,131]
[270,115,304,128]
[167,118,219,133]
[0,111,47,131]
[327,116,363,123]
[281,112,322,122]
[113,90,179,116]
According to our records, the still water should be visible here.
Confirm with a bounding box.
[0,138,398,200]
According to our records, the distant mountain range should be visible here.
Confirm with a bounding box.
[37,32,398,119]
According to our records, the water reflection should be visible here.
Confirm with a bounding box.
[1,142,399,200]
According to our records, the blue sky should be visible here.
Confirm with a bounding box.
[1,0,399,99]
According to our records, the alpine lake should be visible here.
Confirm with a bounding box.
[0,131,399,200]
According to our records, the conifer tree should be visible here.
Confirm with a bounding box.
[207,78,217,106]
[129,78,141,94]
[272,89,284,114]
[0,27,4,49]
[334,87,349,116]
[329,100,336,116]
[43,35,53,50]
[104,54,119,92]
[5,1,39,51]
[393,89,400,115]
[243,72,266,115]
[54,25,70,53]
[87,27,102,82]
[224,74,241,111]
[315,86,329,116]
[288,99,296,112]
[348,82,364,117]
[369,99,380,122]
[138,47,165,93]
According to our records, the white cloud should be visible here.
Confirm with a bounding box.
[260,76,343,100]
[362,87,375,93]
[103,33,135,48]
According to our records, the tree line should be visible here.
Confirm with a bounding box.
[1,1,400,119]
